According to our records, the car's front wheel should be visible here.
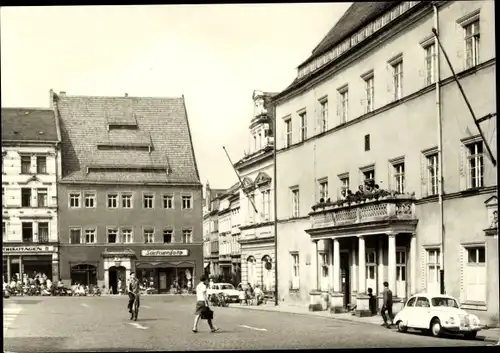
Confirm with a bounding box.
[464,331,477,340]
[430,319,442,337]
[396,320,408,333]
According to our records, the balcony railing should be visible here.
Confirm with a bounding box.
[310,192,416,228]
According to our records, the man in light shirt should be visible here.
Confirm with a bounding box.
[192,275,219,333]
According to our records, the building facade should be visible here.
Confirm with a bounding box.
[202,182,225,278]
[2,108,62,282]
[54,90,203,294]
[234,90,277,293]
[273,1,498,324]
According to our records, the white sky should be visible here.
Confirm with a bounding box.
[1,4,351,189]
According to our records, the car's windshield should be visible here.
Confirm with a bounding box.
[431,297,459,308]
[220,284,234,290]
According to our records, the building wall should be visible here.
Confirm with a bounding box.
[274,1,497,321]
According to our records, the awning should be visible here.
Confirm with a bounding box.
[135,262,195,269]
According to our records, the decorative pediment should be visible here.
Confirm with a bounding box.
[255,171,272,186]
[18,175,42,185]
[484,196,498,231]
[484,196,498,208]
[242,177,253,186]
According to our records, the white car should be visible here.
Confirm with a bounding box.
[393,293,482,339]
[207,283,241,303]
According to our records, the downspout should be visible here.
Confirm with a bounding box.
[433,3,445,295]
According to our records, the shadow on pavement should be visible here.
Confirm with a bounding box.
[401,329,492,343]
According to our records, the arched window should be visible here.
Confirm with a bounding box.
[261,255,273,291]
[247,256,256,286]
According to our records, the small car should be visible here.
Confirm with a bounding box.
[393,293,482,339]
[207,283,241,303]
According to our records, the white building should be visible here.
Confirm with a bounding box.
[234,90,277,292]
[2,108,62,282]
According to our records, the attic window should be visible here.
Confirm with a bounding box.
[97,143,152,152]
[86,164,170,174]
[107,122,138,130]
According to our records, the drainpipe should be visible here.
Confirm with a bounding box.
[433,3,445,295]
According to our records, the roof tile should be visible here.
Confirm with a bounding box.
[1,108,59,142]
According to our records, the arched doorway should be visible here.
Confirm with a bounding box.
[71,264,97,286]
[261,255,273,292]
[247,256,256,286]
[108,266,126,294]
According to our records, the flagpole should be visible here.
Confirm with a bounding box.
[222,146,258,214]
[272,107,278,306]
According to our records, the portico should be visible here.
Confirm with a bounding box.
[306,193,418,316]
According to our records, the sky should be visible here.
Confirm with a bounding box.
[1,4,351,189]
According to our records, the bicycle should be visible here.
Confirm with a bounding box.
[130,294,139,321]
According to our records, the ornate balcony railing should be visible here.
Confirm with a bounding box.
[310,192,416,228]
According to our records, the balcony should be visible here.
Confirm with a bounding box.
[309,191,416,229]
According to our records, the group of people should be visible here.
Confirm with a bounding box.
[3,273,57,296]
[237,282,264,305]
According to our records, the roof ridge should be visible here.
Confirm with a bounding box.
[2,107,53,111]
[55,93,184,100]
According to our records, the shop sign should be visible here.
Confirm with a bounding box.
[3,245,55,253]
[141,249,189,257]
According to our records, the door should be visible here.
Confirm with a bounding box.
[411,296,432,329]
[159,272,167,291]
[340,253,350,307]
[401,296,417,328]
[109,268,117,294]
[396,249,407,299]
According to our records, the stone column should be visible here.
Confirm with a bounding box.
[19,256,23,276]
[410,233,417,296]
[358,236,366,294]
[329,239,334,290]
[351,241,357,293]
[315,240,320,290]
[104,269,109,293]
[377,237,384,296]
[388,233,397,295]
[51,252,59,282]
[333,239,340,292]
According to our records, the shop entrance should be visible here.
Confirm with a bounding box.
[108,266,126,294]
[71,264,97,286]
[23,255,53,279]
[340,252,350,308]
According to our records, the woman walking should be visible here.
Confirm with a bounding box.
[192,275,219,333]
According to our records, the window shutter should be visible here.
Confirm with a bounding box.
[420,154,428,198]
[420,247,426,292]
[459,143,467,190]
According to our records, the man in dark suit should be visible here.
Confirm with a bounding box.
[381,281,393,327]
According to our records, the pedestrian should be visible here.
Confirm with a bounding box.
[127,272,140,318]
[187,279,192,294]
[367,288,377,316]
[192,275,219,333]
[381,281,393,328]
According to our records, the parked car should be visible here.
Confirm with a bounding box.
[207,283,241,303]
[393,293,482,339]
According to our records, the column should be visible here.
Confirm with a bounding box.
[7,256,11,281]
[52,252,59,282]
[33,221,38,242]
[410,233,417,296]
[377,237,384,296]
[351,241,357,293]
[329,239,334,291]
[19,256,23,276]
[388,233,397,295]
[315,240,320,290]
[358,236,366,294]
[333,239,340,292]
[104,270,109,293]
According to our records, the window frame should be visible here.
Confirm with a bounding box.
[338,86,349,123]
[107,193,119,209]
[182,228,193,243]
[466,140,484,189]
[388,54,403,101]
[37,222,49,243]
[121,227,133,243]
[361,71,375,114]
[84,191,97,209]
[290,252,300,289]
[68,191,81,209]
[163,228,173,243]
[284,117,292,147]
[298,110,307,142]
[143,193,155,209]
[143,227,155,243]
[318,178,328,200]
[107,227,119,243]
[181,194,193,210]
[69,227,82,244]
[37,188,48,208]
[290,187,300,218]
[20,155,31,174]
[83,227,97,244]
[163,194,174,209]
[319,97,328,133]
[121,192,133,209]
[427,153,439,196]
[21,187,32,208]
[36,155,47,174]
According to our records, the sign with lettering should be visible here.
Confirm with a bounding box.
[141,249,189,257]
[3,245,55,253]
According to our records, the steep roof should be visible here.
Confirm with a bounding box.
[301,2,397,67]
[1,108,59,143]
[54,93,200,184]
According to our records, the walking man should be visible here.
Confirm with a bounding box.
[192,275,219,333]
[381,281,393,328]
[127,272,140,318]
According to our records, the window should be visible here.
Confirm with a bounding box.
[366,250,377,291]
[21,156,31,174]
[320,99,328,132]
[465,246,486,303]
[320,253,329,291]
[427,153,439,195]
[291,253,300,289]
[69,192,81,208]
[424,43,436,85]
[396,250,407,298]
[339,175,350,198]
[84,228,96,244]
[143,194,154,209]
[108,228,118,243]
[392,61,403,100]
[393,162,405,193]
[339,88,349,123]
[121,193,133,208]
[36,156,47,174]
[248,194,255,224]
[22,222,33,242]
[182,195,192,209]
[319,180,328,200]
[464,20,480,69]
[363,169,375,187]
[70,228,81,244]
[163,195,174,209]
[291,188,300,218]
[261,190,270,221]
[415,297,430,308]
[37,188,48,207]
[406,297,417,307]
[466,141,484,189]
[365,76,374,113]
[21,188,32,207]
[285,118,292,147]
[364,134,370,151]
[163,229,173,243]
[299,111,307,141]
[121,228,133,243]
[84,192,96,208]
[107,193,118,208]
[144,228,154,243]
[182,229,192,243]
[38,222,49,243]
[427,248,441,294]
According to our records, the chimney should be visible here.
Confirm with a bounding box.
[125,93,128,97]
[49,89,54,108]
[59,91,66,97]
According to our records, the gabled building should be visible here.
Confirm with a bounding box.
[2,107,62,282]
[53,90,203,294]
[234,90,277,293]
[202,182,226,277]
[272,0,497,325]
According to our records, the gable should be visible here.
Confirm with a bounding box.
[254,171,272,186]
